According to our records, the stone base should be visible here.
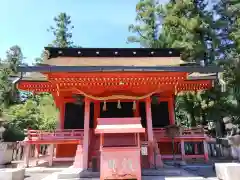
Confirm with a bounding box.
[215,163,240,180]
[57,167,83,179]
[0,143,14,165]
[73,145,83,168]
[0,168,25,180]
[155,155,163,168]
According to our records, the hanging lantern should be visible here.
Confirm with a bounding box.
[103,101,107,111]
[117,100,121,109]
[132,101,136,110]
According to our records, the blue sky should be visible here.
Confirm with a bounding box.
[0,0,167,64]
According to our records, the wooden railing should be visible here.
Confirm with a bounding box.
[153,127,206,139]
[25,129,84,141]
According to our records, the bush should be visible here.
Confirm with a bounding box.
[2,125,25,142]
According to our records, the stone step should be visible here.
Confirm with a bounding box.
[57,167,195,179]
[0,168,25,180]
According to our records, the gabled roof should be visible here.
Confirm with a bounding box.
[42,47,186,67]
[16,47,222,82]
[44,47,181,58]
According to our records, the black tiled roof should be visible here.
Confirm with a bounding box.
[44,47,181,58]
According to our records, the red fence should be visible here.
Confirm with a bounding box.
[25,129,84,141]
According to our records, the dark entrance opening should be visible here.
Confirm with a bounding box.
[64,103,84,129]
[64,102,94,129]
[100,102,134,118]
[152,101,170,128]
[139,101,170,128]
[139,102,147,128]
[64,101,170,129]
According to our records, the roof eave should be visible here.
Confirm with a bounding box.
[17,65,223,73]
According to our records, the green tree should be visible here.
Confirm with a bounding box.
[212,0,240,133]
[48,12,74,48]
[160,0,218,63]
[5,93,57,131]
[25,12,76,130]
[5,45,23,73]
[129,0,220,129]
[128,0,163,47]
[0,45,23,109]
[2,13,76,132]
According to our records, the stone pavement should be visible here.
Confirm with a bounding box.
[23,162,72,180]
[19,162,218,180]
[182,165,216,178]
[24,172,53,180]
[39,167,213,180]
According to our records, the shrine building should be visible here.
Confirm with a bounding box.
[16,47,222,173]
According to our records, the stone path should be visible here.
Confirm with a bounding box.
[24,172,53,180]
[21,162,218,180]
[182,165,216,178]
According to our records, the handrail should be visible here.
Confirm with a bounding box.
[153,127,205,138]
[25,129,84,141]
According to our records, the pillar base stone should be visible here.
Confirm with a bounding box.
[215,163,240,180]
[73,144,83,168]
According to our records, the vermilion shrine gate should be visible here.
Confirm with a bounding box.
[17,48,222,178]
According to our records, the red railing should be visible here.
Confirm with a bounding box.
[25,129,84,141]
[153,127,206,139]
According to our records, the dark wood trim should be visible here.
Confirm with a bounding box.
[17,65,223,73]
[44,47,182,58]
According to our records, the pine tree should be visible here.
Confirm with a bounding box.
[5,45,23,73]
[36,13,75,64]
[213,0,240,129]
[129,0,219,128]
[0,45,23,107]
[30,12,76,130]
[159,0,218,63]
[128,0,163,47]
[129,0,218,63]
[48,12,74,48]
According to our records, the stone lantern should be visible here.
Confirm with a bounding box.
[228,135,240,161]
[165,124,181,162]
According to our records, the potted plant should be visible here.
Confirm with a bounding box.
[0,116,25,165]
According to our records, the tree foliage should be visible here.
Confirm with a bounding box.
[129,0,240,136]
[1,12,75,133]
[4,94,57,131]
[48,12,74,48]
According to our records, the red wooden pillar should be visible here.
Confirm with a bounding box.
[52,93,65,129]
[145,97,154,167]
[168,96,175,125]
[83,98,90,169]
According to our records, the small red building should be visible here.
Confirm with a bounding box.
[17,47,221,173]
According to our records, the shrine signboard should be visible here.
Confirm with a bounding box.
[100,147,141,180]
